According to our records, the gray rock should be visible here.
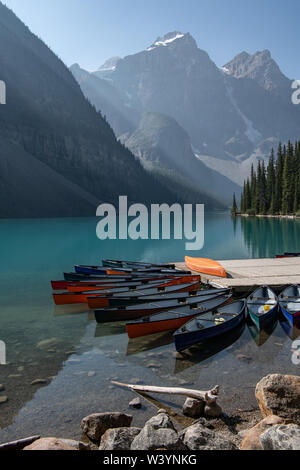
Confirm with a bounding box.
[255,374,300,424]
[194,417,215,430]
[60,439,90,451]
[204,402,223,418]
[261,424,300,450]
[99,427,141,450]
[81,412,133,443]
[183,398,205,418]
[36,338,62,350]
[0,396,8,404]
[182,424,238,450]
[131,412,185,450]
[129,398,142,409]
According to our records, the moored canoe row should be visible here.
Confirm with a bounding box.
[50,259,300,353]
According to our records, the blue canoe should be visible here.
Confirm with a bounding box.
[279,285,300,328]
[173,300,246,352]
[247,286,278,331]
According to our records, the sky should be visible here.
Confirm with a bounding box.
[3,0,300,78]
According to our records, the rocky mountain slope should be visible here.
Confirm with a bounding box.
[71,31,300,196]
[0,6,219,217]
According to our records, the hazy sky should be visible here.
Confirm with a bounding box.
[3,0,300,77]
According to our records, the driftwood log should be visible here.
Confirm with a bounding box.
[111,381,220,405]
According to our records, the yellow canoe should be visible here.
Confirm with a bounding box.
[185,257,227,278]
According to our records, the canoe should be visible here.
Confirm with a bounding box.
[102,259,176,269]
[174,323,245,374]
[64,271,195,282]
[89,282,203,309]
[247,286,278,331]
[67,275,200,293]
[63,272,133,282]
[105,287,230,308]
[185,257,227,278]
[54,273,200,291]
[174,300,246,352]
[94,292,232,324]
[75,265,190,276]
[279,285,300,327]
[276,253,300,258]
[52,278,136,291]
[53,280,200,306]
[126,293,232,338]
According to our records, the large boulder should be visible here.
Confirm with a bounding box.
[131,412,185,450]
[182,424,238,450]
[99,428,141,450]
[81,412,133,443]
[255,374,300,424]
[240,416,288,450]
[23,438,75,451]
[261,424,300,450]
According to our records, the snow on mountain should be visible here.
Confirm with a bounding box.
[147,32,185,51]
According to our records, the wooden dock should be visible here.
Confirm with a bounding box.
[175,257,300,294]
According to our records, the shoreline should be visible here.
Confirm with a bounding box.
[1,372,299,450]
[237,213,300,219]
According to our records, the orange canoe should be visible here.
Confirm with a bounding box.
[185,257,227,278]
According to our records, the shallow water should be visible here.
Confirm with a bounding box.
[0,214,299,442]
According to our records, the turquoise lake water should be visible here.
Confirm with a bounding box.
[0,213,299,442]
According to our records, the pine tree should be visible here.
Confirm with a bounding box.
[266,149,275,213]
[282,145,293,214]
[231,193,238,216]
[237,140,300,217]
[250,164,257,214]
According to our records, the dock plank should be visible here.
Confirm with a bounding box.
[174,257,300,293]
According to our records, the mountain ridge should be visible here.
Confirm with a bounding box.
[0,5,222,217]
[71,30,300,196]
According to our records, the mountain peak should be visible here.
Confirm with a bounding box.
[223,49,290,93]
[98,56,121,72]
[146,31,196,51]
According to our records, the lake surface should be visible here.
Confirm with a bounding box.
[0,213,299,442]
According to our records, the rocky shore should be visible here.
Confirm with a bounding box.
[0,373,299,451]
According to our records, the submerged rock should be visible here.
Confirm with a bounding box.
[81,412,133,443]
[255,374,300,424]
[261,424,300,450]
[129,398,142,409]
[100,427,141,450]
[36,338,62,350]
[30,379,48,386]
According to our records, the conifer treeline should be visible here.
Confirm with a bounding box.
[239,141,300,216]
